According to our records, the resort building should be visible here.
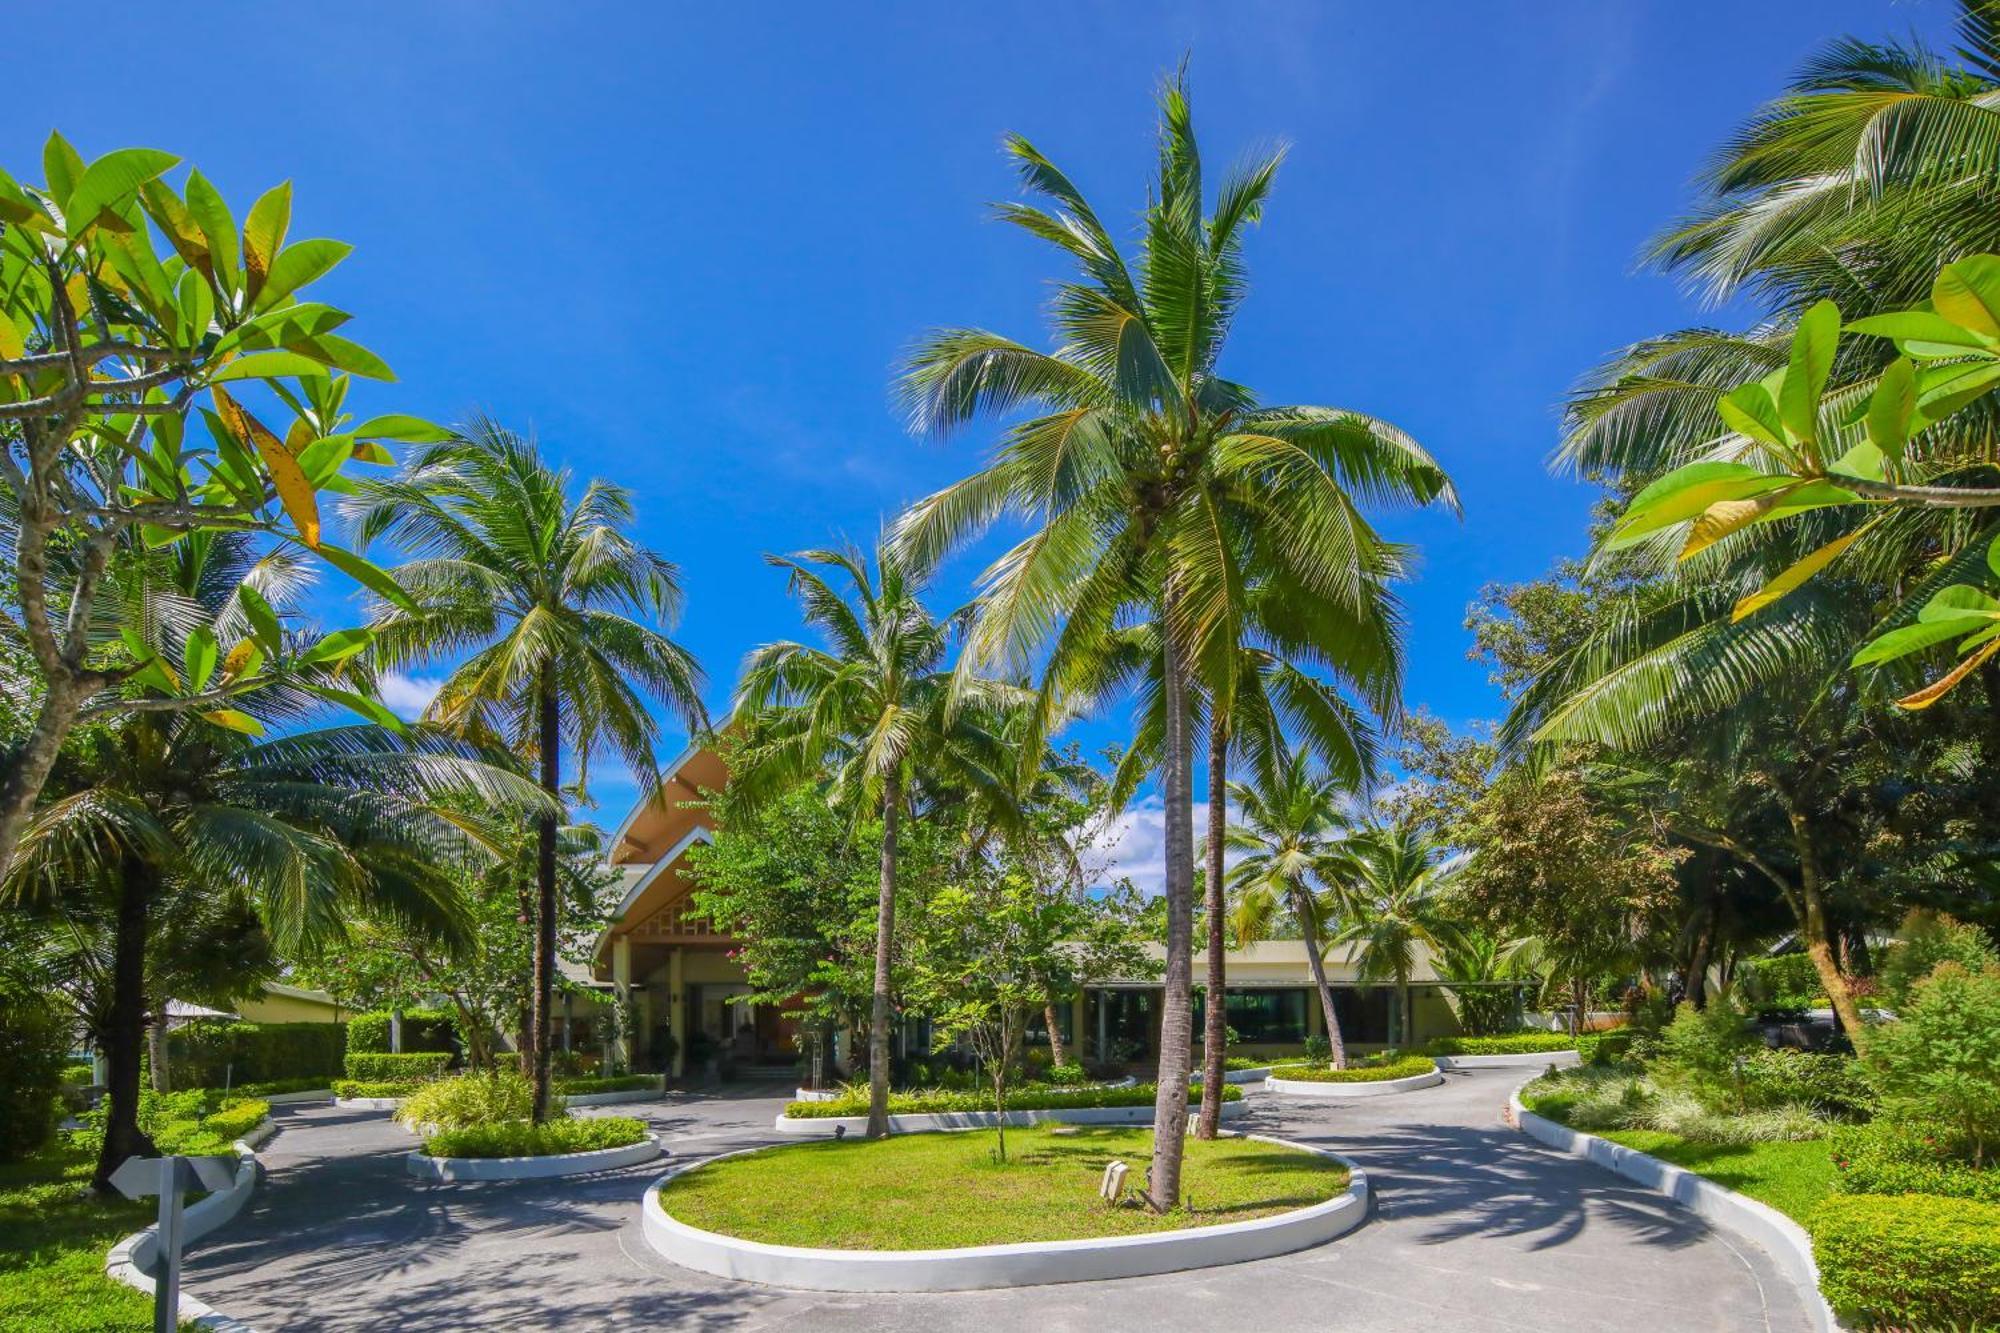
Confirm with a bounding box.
[592,742,1490,1077]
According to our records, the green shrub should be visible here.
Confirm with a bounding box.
[1303,1034,1332,1063]
[1577,1027,1635,1066]
[1221,1055,1272,1072]
[1739,1049,1875,1119]
[1879,911,2000,1012]
[1044,1062,1088,1085]
[1270,1053,1438,1083]
[783,1081,1240,1119]
[396,1071,542,1131]
[344,1051,452,1082]
[556,1074,659,1095]
[0,991,71,1162]
[1866,963,2000,1164]
[227,1077,330,1098]
[167,1019,345,1086]
[1829,1120,2000,1205]
[423,1115,648,1159]
[1655,999,1759,1110]
[1741,954,1827,1012]
[333,1079,428,1099]
[1425,1032,1577,1056]
[346,1008,458,1055]
[59,1063,95,1086]
[1809,1193,2000,1330]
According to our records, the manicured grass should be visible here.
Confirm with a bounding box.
[1587,1130,1835,1223]
[657,1125,1348,1249]
[0,1137,167,1332]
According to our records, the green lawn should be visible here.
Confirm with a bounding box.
[1584,1130,1836,1224]
[0,1138,170,1333]
[657,1125,1349,1249]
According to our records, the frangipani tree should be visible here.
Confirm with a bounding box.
[0,133,442,877]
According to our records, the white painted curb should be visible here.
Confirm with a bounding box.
[643,1132,1368,1291]
[1192,1066,1272,1085]
[1431,1050,1580,1070]
[105,1119,274,1332]
[1264,1067,1444,1098]
[1508,1088,1843,1333]
[774,1099,1247,1137]
[255,1088,332,1105]
[793,1087,839,1102]
[406,1133,663,1182]
[561,1081,666,1107]
[332,1096,405,1111]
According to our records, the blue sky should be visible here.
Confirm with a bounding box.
[8,2,1959,852]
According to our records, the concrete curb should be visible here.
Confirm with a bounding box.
[1431,1050,1580,1071]
[104,1119,274,1332]
[1506,1087,1844,1333]
[773,1099,1247,1137]
[561,1081,666,1107]
[331,1096,405,1111]
[256,1088,333,1106]
[1192,1067,1272,1085]
[1264,1067,1445,1098]
[406,1133,663,1182]
[642,1132,1368,1291]
[793,1087,839,1102]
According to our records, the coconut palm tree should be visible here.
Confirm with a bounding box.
[1327,822,1463,1049]
[1224,749,1364,1069]
[892,67,1452,1210]
[347,421,707,1121]
[734,540,1016,1139]
[3,536,541,1188]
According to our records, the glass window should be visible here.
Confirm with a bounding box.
[1194,988,1308,1043]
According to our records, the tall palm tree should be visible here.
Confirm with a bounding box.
[892,68,1453,1211]
[348,421,707,1121]
[1224,749,1363,1069]
[3,536,540,1188]
[1328,822,1463,1049]
[735,541,1015,1139]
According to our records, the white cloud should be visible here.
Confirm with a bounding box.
[1083,796,1238,897]
[377,672,444,719]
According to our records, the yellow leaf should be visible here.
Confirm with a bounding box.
[1731,520,1881,622]
[64,272,90,318]
[212,385,320,547]
[202,708,265,736]
[1681,494,1780,561]
[0,313,22,361]
[1896,635,2000,710]
[221,638,262,682]
[353,440,394,465]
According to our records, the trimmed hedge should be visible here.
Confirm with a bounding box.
[346,1008,458,1055]
[783,1081,1240,1119]
[1425,1032,1577,1056]
[1829,1120,2000,1205]
[168,1019,346,1086]
[556,1074,659,1095]
[423,1116,648,1159]
[333,1079,427,1099]
[396,1071,539,1130]
[0,990,71,1161]
[1809,1193,2000,1329]
[1577,1028,1635,1066]
[344,1051,451,1081]
[1269,1053,1438,1083]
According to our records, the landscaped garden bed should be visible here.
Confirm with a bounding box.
[1425,1032,1582,1067]
[644,1125,1367,1290]
[1265,1053,1443,1096]
[777,1082,1242,1134]
[395,1071,663,1181]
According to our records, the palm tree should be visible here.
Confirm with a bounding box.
[347,421,707,1121]
[892,68,1453,1211]
[734,541,1015,1139]
[1328,822,1462,1049]
[1224,749,1363,1069]
[3,537,540,1188]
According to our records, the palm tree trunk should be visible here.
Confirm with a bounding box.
[1295,894,1348,1069]
[94,858,159,1192]
[1043,996,1067,1070]
[1148,599,1196,1213]
[529,663,561,1123]
[148,1013,170,1094]
[866,772,902,1139]
[1783,808,1867,1043]
[1197,710,1229,1138]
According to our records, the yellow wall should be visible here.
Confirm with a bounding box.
[235,991,343,1024]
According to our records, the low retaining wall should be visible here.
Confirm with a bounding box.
[332,1096,405,1112]
[644,1133,1368,1291]
[1192,1067,1272,1085]
[256,1088,332,1106]
[775,1099,1247,1137]
[406,1133,663,1183]
[105,1120,273,1332]
[1508,1089,1842,1333]
[1264,1067,1444,1098]
[1431,1050,1580,1071]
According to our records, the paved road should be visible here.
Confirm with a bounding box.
[183,1069,1813,1332]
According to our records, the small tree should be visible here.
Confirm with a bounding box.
[1655,996,1759,1112]
[1878,913,2000,1013]
[1867,964,2000,1166]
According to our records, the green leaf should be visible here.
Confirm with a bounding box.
[182,625,219,691]
[1931,254,2000,339]
[289,333,394,381]
[207,350,331,383]
[314,541,417,612]
[1913,359,2000,429]
[350,414,453,443]
[64,148,180,238]
[183,171,240,290]
[41,132,85,212]
[1917,584,2000,623]
[298,681,407,733]
[1716,381,1787,449]
[1607,462,1795,549]
[1829,441,1886,483]
[1854,618,1992,667]
[1732,521,1877,622]
[202,709,265,736]
[1779,299,1840,449]
[1988,533,2000,581]
[298,626,373,666]
[249,239,351,314]
[1867,357,1917,462]
[237,584,283,654]
[1845,311,1997,356]
[240,181,292,302]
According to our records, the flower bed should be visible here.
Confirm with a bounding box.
[1267,1054,1438,1083]
[782,1081,1236,1119]
[1425,1032,1579,1056]
[422,1115,649,1159]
